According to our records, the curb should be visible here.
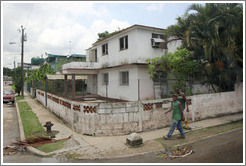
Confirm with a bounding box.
[173,127,243,149]
[15,102,25,142]
[15,101,49,156]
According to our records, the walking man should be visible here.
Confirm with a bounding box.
[164,94,185,139]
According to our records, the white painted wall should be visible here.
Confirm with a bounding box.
[86,75,98,94]
[98,66,139,101]
[135,28,166,60]
[167,37,183,53]
[137,65,154,100]
[97,65,155,101]
[94,29,139,68]
[84,27,168,68]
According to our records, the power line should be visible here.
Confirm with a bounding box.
[25,4,34,29]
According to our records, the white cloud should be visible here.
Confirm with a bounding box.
[91,19,129,33]
[146,4,165,12]
[2,2,129,68]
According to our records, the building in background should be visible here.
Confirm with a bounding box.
[17,62,32,70]
[30,54,86,72]
[3,75,13,86]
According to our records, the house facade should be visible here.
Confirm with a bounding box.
[62,24,182,101]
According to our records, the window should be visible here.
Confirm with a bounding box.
[151,33,164,48]
[103,73,108,85]
[119,36,128,50]
[95,49,97,62]
[102,43,108,55]
[152,33,164,39]
[120,71,129,85]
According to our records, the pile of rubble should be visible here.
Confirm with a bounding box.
[3,135,72,156]
[157,146,193,159]
[3,146,26,155]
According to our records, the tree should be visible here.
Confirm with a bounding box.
[26,64,55,90]
[11,67,22,95]
[97,31,110,41]
[164,3,243,92]
[26,64,55,82]
[147,48,198,93]
[97,30,121,41]
[3,67,12,76]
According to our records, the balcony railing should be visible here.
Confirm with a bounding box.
[62,62,100,70]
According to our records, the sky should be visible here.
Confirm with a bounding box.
[1,1,200,69]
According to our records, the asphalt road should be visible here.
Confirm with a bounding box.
[3,86,20,147]
[75,128,243,163]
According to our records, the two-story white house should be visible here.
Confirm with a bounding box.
[62,24,181,101]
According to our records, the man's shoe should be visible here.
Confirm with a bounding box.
[178,136,185,139]
[163,136,170,140]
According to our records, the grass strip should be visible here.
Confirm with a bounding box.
[15,95,24,101]
[18,101,45,137]
[35,140,67,153]
[17,101,65,152]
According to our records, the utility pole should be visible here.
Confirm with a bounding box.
[9,25,26,96]
[20,25,25,96]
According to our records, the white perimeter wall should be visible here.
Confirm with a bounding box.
[36,82,243,136]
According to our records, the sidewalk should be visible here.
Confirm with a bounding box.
[19,92,243,159]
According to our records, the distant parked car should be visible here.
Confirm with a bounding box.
[3,90,15,104]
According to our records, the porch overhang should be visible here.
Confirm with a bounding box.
[46,74,87,80]
[62,68,98,75]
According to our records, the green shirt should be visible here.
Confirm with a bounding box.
[172,101,181,121]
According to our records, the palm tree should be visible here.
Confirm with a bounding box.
[164,3,243,91]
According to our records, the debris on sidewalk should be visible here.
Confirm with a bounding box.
[3,145,27,155]
[156,146,193,159]
[12,135,72,148]
[3,146,18,155]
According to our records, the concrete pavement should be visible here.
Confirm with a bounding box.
[16,92,243,159]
